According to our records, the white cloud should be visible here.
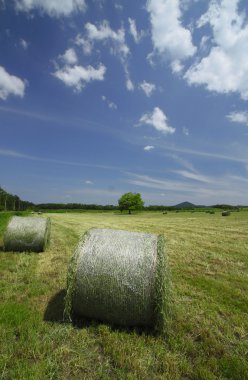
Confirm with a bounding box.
[144,145,154,151]
[60,48,78,65]
[101,95,117,109]
[0,66,26,100]
[185,0,248,100]
[126,77,134,91]
[139,80,156,97]
[20,38,29,50]
[182,127,189,136]
[14,0,86,17]
[139,107,176,134]
[227,111,248,125]
[53,64,106,92]
[79,20,132,90]
[109,102,117,109]
[114,4,123,11]
[85,180,93,185]
[146,52,155,66]
[200,35,210,51]
[171,60,184,74]
[123,63,134,91]
[85,20,129,59]
[147,0,196,62]
[181,0,201,11]
[75,35,92,55]
[128,18,144,43]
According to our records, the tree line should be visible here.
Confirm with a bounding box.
[0,187,244,212]
[0,186,33,211]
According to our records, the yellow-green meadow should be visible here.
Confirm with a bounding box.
[0,210,248,379]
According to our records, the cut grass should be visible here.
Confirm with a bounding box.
[0,211,248,379]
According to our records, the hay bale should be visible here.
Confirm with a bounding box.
[4,216,51,252]
[65,228,170,331]
[222,211,231,216]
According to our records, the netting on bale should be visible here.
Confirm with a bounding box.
[4,216,51,252]
[65,228,171,332]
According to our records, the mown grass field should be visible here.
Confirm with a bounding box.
[0,210,248,380]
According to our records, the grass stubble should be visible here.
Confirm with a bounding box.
[0,210,247,379]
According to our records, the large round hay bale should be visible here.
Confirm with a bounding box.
[65,228,170,331]
[222,211,231,216]
[4,216,51,252]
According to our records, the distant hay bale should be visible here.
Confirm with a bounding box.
[222,211,231,216]
[4,216,51,252]
[65,228,170,332]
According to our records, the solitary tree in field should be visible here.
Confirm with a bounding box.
[118,192,144,214]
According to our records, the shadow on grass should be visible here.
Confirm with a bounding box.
[72,313,154,336]
[44,289,67,323]
[44,289,155,336]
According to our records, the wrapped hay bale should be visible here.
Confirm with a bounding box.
[222,211,231,216]
[4,216,51,252]
[65,228,170,331]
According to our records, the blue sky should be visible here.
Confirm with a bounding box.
[0,0,248,205]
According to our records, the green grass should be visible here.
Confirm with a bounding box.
[0,212,13,245]
[0,211,248,379]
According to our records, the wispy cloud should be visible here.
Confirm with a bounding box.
[139,81,156,97]
[20,38,29,50]
[182,127,189,136]
[128,18,145,43]
[0,148,31,159]
[101,95,117,109]
[160,144,248,165]
[126,172,248,205]
[14,0,87,17]
[226,111,248,126]
[172,170,212,183]
[68,187,123,203]
[0,105,133,143]
[0,148,124,171]
[127,173,201,193]
[0,105,63,122]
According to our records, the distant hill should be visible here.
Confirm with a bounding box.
[174,201,204,209]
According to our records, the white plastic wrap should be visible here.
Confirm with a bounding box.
[4,216,50,252]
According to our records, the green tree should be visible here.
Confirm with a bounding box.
[118,192,144,214]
